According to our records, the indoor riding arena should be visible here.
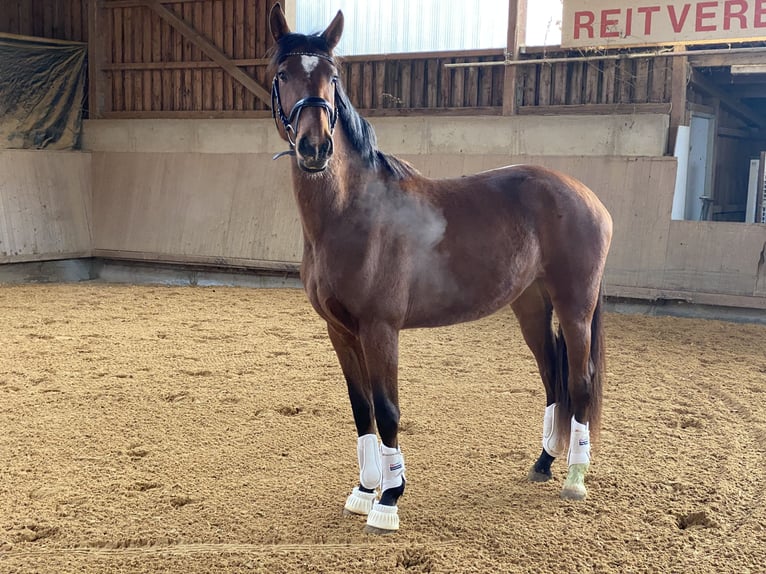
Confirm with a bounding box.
[2,2,765,573]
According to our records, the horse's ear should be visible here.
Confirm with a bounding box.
[321,10,344,52]
[269,3,291,42]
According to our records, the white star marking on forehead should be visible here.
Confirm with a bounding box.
[301,55,321,76]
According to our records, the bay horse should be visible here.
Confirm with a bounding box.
[268,3,612,534]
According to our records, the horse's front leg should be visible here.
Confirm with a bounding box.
[358,321,405,534]
[326,324,382,517]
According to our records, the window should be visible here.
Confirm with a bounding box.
[295,0,563,54]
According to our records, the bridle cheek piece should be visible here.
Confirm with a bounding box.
[271,52,339,155]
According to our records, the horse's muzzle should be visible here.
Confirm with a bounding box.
[297,135,333,172]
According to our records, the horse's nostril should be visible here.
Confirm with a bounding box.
[297,137,315,158]
[298,136,333,160]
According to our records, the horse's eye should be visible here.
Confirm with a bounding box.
[331,74,339,83]
[277,71,288,82]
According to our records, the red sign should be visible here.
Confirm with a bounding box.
[562,0,766,47]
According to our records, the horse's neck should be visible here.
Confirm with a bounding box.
[290,134,374,243]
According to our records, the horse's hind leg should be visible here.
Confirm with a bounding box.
[551,283,605,501]
[327,324,381,517]
[511,282,565,482]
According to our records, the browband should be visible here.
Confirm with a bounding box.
[277,51,336,65]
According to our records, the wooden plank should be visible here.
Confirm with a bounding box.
[172,2,182,110]
[145,0,271,106]
[411,60,425,108]
[374,61,386,108]
[362,61,374,109]
[193,2,204,110]
[88,0,102,116]
[161,10,173,110]
[100,106,504,119]
[213,0,224,110]
[63,0,72,39]
[142,5,153,111]
[602,59,616,104]
[112,8,124,112]
[132,7,143,111]
[538,63,552,105]
[102,0,202,6]
[567,62,584,105]
[492,65,504,107]
[618,59,633,103]
[465,58,479,108]
[151,3,162,110]
[246,0,256,109]
[427,58,439,108]
[502,0,525,114]
[551,62,567,105]
[650,56,668,103]
[517,103,672,115]
[203,0,214,110]
[478,59,493,107]
[19,0,32,37]
[33,0,44,38]
[439,59,451,108]
[451,58,464,107]
[43,0,54,37]
[634,58,650,103]
[584,61,600,104]
[182,3,193,110]
[235,0,246,110]
[223,0,234,110]
[73,0,84,41]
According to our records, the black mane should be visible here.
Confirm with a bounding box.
[268,34,419,181]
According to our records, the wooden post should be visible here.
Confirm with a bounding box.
[88,0,106,118]
[502,0,526,115]
[668,44,689,154]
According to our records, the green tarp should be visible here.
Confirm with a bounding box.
[0,33,87,150]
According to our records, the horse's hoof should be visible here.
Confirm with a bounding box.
[528,466,553,482]
[365,502,399,533]
[560,462,589,500]
[560,484,587,500]
[344,487,377,516]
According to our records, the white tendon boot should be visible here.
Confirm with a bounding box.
[542,403,566,458]
[344,434,381,516]
[366,444,405,533]
[561,417,590,500]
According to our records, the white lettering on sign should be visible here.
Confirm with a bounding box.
[562,0,766,48]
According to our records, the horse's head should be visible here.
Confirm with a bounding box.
[269,3,344,173]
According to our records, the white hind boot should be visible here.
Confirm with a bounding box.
[561,417,590,500]
[366,444,405,532]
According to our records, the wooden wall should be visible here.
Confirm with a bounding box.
[518,53,674,112]
[0,0,88,42]
[98,0,274,115]
[0,151,91,263]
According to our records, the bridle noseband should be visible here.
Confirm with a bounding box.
[271,52,339,156]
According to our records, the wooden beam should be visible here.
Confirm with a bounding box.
[103,58,270,71]
[689,52,766,67]
[518,103,672,116]
[101,0,201,7]
[88,0,109,117]
[668,44,689,155]
[502,0,526,115]
[143,0,271,106]
[690,68,765,128]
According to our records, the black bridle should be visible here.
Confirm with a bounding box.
[271,52,339,157]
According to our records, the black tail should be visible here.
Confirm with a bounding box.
[554,284,605,446]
